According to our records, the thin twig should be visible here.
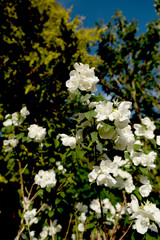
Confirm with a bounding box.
[27,183,34,199]
[18,160,25,204]
[64,214,73,240]
[119,222,133,240]
[98,192,108,240]
[110,192,126,240]
[36,203,46,216]
[14,160,26,240]
[30,190,38,203]
[14,226,25,240]
[50,218,55,240]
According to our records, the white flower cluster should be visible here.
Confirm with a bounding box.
[39,220,62,240]
[90,198,126,223]
[134,117,156,139]
[56,161,67,174]
[34,169,57,188]
[3,106,30,127]
[3,135,19,152]
[23,208,38,226]
[76,100,135,152]
[128,195,160,234]
[139,176,152,197]
[28,124,46,142]
[88,155,135,193]
[59,134,76,149]
[76,202,88,233]
[66,62,99,93]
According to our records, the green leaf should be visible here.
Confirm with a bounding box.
[91,131,98,143]
[134,188,142,201]
[85,223,95,230]
[54,139,60,148]
[38,189,44,197]
[46,187,52,193]
[16,132,25,140]
[76,147,87,159]
[49,158,55,163]
[146,233,158,240]
[80,94,91,103]
[139,167,148,175]
[84,110,97,121]
[48,210,54,218]
[90,95,105,102]
[133,144,141,151]
[48,129,53,137]
[101,122,114,133]
[55,198,61,205]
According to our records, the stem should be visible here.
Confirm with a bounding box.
[14,226,25,240]
[92,129,108,239]
[18,160,25,204]
[119,223,133,240]
[110,191,126,240]
[50,218,55,240]
[64,214,73,240]
[98,189,108,240]
[14,160,26,240]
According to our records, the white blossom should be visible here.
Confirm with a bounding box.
[76,203,88,213]
[78,212,86,223]
[156,135,160,145]
[95,101,113,122]
[78,223,85,232]
[23,209,38,226]
[49,220,62,236]
[20,106,30,118]
[132,151,157,169]
[139,176,152,197]
[40,226,48,240]
[59,134,76,149]
[110,101,132,128]
[3,136,19,152]
[124,177,135,193]
[128,195,160,234]
[34,169,57,188]
[66,62,99,93]
[103,198,116,216]
[28,124,46,142]
[134,117,156,139]
[114,125,135,151]
[3,118,12,127]
[90,199,101,215]
[22,197,31,211]
[139,184,152,197]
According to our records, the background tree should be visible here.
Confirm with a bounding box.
[0,0,102,126]
[96,9,160,127]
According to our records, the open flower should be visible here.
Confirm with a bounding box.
[28,124,46,142]
[128,195,160,234]
[34,169,57,188]
[59,134,76,149]
[66,62,99,93]
[134,117,156,139]
[95,101,113,121]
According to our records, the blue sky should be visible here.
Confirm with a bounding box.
[57,0,157,34]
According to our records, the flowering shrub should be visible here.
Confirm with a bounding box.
[1,62,160,239]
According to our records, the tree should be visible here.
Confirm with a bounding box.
[96,9,160,126]
[0,0,102,126]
